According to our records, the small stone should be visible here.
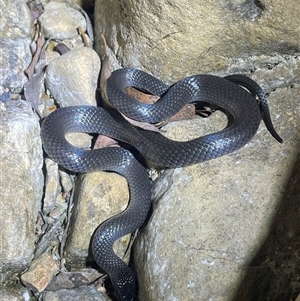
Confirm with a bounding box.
[48,202,68,220]
[21,252,59,293]
[43,285,108,301]
[59,170,74,193]
[34,213,67,259]
[46,269,102,291]
[65,132,92,149]
[43,158,60,215]
[45,47,100,107]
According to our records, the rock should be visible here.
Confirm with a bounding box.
[231,86,300,301]
[0,286,27,301]
[59,169,74,193]
[45,50,61,65]
[41,2,87,40]
[65,0,95,46]
[0,0,32,96]
[48,201,68,221]
[43,285,110,301]
[65,171,131,265]
[134,84,300,300]
[94,0,300,81]
[93,5,300,296]
[65,132,93,149]
[1,1,299,300]
[46,269,102,291]
[21,252,59,293]
[0,100,43,273]
[43,158,60,215]
[45,47,100,107]
[249,55,300,92]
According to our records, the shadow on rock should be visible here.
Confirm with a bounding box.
[233,148,300,301]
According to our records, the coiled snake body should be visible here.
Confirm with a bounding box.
[41,68,282,300]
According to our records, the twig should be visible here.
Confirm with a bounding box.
[78,26,89,47]
[99,34,112,103]
[59,175,75,264]
[25,36,43,79]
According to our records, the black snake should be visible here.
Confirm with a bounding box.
[41,68,282,300]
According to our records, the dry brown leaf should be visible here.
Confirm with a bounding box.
[124,87,160,104]
[93,135,119,149]
[121,113,162,133]
[24,37,49,117]
[27,2,44,23]
[25,36,43,80]
[99,34,112,103]
[167,104,196,122]
[23,72,44,117]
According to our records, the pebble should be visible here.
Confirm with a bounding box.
[45,269,102,291]
[45,47,100,107]
[43,158,60,215]
[59,170,74,193]
[21,252,59,293]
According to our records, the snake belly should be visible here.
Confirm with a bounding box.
[41,68,282,301]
